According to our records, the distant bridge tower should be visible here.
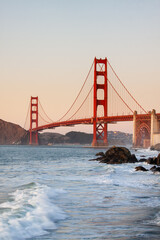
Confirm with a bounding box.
[92,57,108,146]
[29,96,38,145]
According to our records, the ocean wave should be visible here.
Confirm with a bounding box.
[0,183,66,240]
[145,210,160,227]
[83,175,113,185]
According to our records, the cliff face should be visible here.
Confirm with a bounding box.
[0,119,26,144]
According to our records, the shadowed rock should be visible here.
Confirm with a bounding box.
[146,157,160,165]
[129,154,138,163]
[150,166,160,172]
[95,152,106,157]
[138,158,147,162]
[135,166,148,172]
[156,153,160,166]
[91,146,138,164]
[91,146,160,175]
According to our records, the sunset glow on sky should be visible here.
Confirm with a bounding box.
[1,0,160,134]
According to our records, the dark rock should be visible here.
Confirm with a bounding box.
[99,157,110,164]
[146,157,157,165]
[150,166,157,171]
[95,152,105,157]
[129,154,138,163]
[146,157,152,164]
[156,153,160,166]
[139,158,147,162]
[105,146,130,160]
[105,146,138,164]
[153,157,158,165]
[150,166,160,172]
[155,167,160,172]
[96,156,106,161]
[135,166,148,172]
[145,154,160,166]
[150,146,155,150]
[93,146,137,164]
[89,156,104,161]
[89,158,99,161]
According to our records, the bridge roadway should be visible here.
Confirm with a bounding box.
[31,113,160,132]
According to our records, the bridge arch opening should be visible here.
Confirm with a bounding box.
[136,123,150,147]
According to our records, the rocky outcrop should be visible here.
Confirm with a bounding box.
[145,154,160,166]
[135,166,148,171]
[92,146,160,175]
[150,166,160,173]
[135,165,160,173]
[0,119,26,144]
[91,146,138,164]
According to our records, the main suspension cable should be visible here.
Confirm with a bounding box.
[107,59,147,113]
[24,100,30,129]
[67,85,94,121]
[57,60,94,122]
[38,100,54,123]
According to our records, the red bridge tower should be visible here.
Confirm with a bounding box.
[29,96,38,145]
[92,57,108,146]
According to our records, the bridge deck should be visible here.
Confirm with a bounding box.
[30,113,159,132]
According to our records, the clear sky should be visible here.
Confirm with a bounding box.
[0,0,160,134]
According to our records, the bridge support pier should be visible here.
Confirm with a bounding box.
[92,122,108,147]
[29,96,39,145]
[133,111,137,147]
[133,109,160,148]
[151,109,160,147]
[133,110,151,148]
[92,57,108,147]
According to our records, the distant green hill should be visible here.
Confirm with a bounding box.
[39,131,132,146]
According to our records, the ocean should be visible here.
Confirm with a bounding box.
[0,145,160,240]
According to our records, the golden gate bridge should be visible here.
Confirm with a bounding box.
[24,57,160,148]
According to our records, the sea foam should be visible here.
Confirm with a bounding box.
[0,183,66,240]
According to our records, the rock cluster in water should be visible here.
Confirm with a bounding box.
[93,146,137,164]
[91,146,160,173]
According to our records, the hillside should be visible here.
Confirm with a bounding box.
[0,119,133,145]
[39,131,132,146]
[39,132,70,145]
[0,119,27,144]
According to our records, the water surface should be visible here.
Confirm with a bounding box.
[0,145,160,239]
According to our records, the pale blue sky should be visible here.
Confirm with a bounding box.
[0,0,160,133]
